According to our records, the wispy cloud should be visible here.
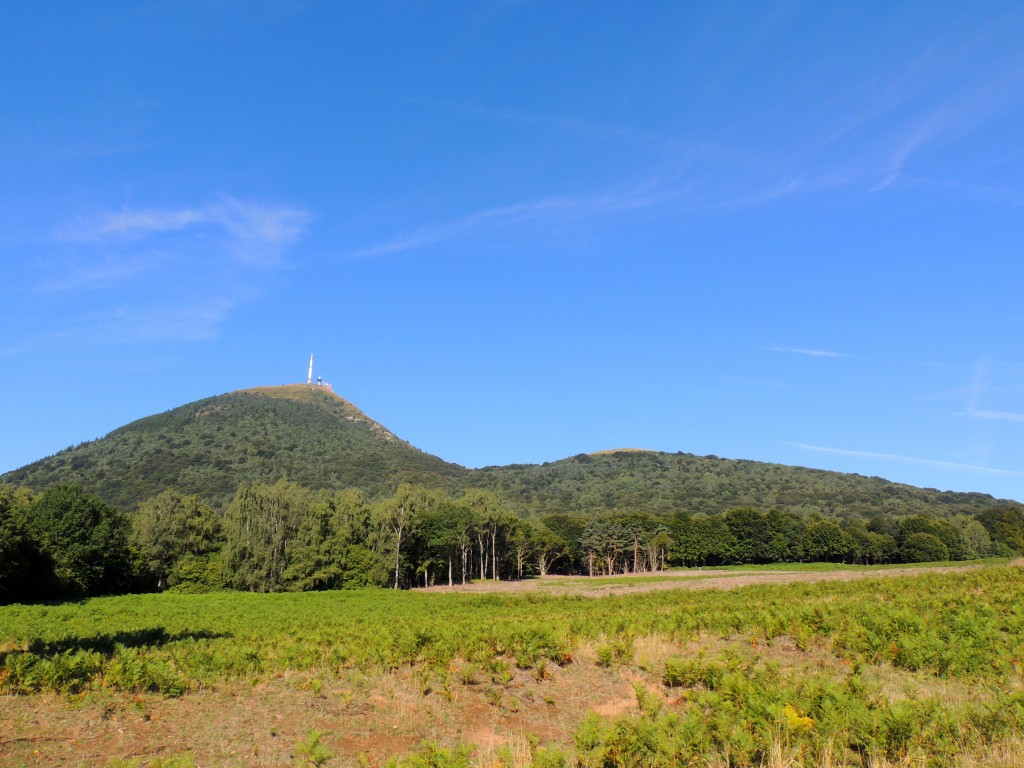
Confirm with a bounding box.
[17,197,310,349]
[792,442,1024,478]
[969,408,1024,424]
[34,253,166,293]
[959,358,1024,424]
[768,11,1024,199]
[87,208,208,238]
[61,198,309,270]
[80,298,243,344]
[767,346,844,358]
[342,186,676,260]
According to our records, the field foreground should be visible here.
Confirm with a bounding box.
[2,562,1024,767]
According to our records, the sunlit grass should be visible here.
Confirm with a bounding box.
[3,562,1023,766]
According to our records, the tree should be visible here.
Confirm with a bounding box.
[844,521,895,564]
[960,519,993,559]
[531,519,566,576]
[690,515,736,567]
[799,520,850,563]
[667,511,697,566]
[461,489,504,580]
[507,517,533,580]
[375,484,444,589]
[25,484,133,597]
[0,486,44,604]
[723,507,766,564]
[581,516,628,575]
[763,509,802,563]
[974,508,1024,554]
[412,498,466,587]
[541,513,587,574]
[222,480,309,592]
[132,489,223,590]
[645,528,671,571]
[900,532,949,563]
[898,516,965,560]
[282,493,342,591]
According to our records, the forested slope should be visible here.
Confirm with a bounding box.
[470,450,1013,520]
[3,387,1018,519]
[2,386,466,510]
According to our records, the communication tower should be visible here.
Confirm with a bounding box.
[305,354,333,391]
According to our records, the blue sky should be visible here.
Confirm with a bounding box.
[3,1,1024,502]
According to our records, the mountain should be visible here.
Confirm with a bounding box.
[2,385,466,510]
[3,385,1019,518]
[468,451,1015,520]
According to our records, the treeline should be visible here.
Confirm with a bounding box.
[3,481,1024,604]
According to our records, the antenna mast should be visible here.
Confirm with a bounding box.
[307,353,314,385]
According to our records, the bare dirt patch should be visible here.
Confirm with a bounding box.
[0,656,641,767]
[422,562,995,597]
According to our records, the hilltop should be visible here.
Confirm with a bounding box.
[2,385,1019,518]
[2,385,465,510]
[469,451,1012,519]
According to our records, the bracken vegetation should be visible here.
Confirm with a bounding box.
[2,565,1024,766]
[4,385,1024,765]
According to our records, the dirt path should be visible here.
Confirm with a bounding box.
[422,561,1011,597]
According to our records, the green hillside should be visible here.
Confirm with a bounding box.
[470,450,1014,520]
[2,385,466,510]
[2,385,1019,518]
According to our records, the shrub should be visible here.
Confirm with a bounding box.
[900,533,949,563]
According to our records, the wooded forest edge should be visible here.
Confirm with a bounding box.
[3,478,1023,605]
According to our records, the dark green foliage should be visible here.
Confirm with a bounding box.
[23,484,133,598]
[2,386,465,510]
[960,519,994,559]
[131,490,224,590]
[975,507,1024,553]
[471,451,1019,520]
[799,520,850,563]
[900,532,950,563]
[283,488,389,590]
[0,486,45,604]
[844,520,896,564]
[898,515,964,560]
[221,480,309,592]
[4,388,1018,524]
[541,513,588,574]
[669,513,736,566]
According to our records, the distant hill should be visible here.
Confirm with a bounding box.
[3,385,1019,518]
[2,385,466,510]
[468,451,1015,520]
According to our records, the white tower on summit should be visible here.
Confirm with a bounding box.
[307,353,314,385]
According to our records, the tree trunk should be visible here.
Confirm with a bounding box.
[491,529,499,581]
[448,557,453,587]
[393,523,404,589]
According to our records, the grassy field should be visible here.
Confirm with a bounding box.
[2,563,1024,766]
[688,557,1014,573]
